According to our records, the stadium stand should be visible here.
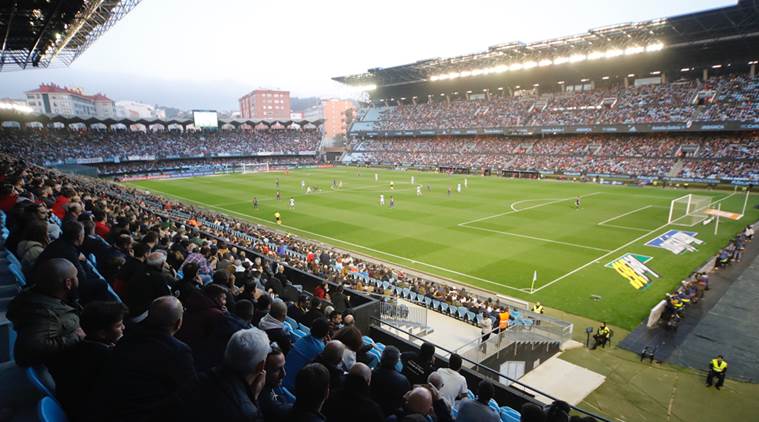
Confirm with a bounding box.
[0,154,601,420]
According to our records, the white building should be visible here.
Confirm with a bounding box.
[25,83,115,118]
[115,100,166,119]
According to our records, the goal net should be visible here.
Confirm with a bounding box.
[667,194,712,226]
[240,163,269,174]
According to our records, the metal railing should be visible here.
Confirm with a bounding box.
[371,318,609,422]
[380,299,429,331]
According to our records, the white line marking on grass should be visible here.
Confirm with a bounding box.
[459,192,603,226]
[137,186,529,293]
[597,205,652,225]
[531,191,739,294]
[460,224,612,252]
[597,223,653,232]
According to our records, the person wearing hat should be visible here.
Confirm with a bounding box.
[706,355,728,389]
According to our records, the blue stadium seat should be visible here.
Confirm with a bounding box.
[488,398,500,412]
[440,303,449,313]
[466,389,475,400]
[26,365,56,398]
[458,306,468,319]
[38,396,68,422]
[432,299,440,310]
[362,336,375,346]
[424,297,432,307]
[466,311,476,322]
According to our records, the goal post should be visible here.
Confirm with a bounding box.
[668,194,712,226]
[240,162,270,174]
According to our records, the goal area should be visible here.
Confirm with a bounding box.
[667,194,712,226]
[240,162,270,174]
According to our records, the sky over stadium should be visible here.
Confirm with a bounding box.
[0,0,737,110]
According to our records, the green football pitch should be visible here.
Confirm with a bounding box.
[127,167,758,330]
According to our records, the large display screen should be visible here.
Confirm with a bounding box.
[193,110,218,129]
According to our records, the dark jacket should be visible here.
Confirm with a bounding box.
[287,303,307,325]
[175,291,231,371]
[156,366,263,422]
[312,354,344,391]
[50,339,112,421]
[288,407,325,422]
[6,290,81,367]
[94,325,197,422]
[301,308,324,328]
[35,238,109,304]
[259,386,293,422]
[330,291,350,314]
[401,351,434,386]
[323,374,384,422]
[266,276,285,297]
[258,314,292,355]
[371,366,411,418]
[125,265,174,318]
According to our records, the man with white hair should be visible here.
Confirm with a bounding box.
[258,298,293,354]
[158,327,272,421]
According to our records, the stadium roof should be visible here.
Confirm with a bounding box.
[0,0,142,72]
[333,0,759,89]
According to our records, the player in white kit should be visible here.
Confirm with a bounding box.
[457,183,461,193]
[416,186,422,196]
[380,194,385,206]
[289,197,295,209]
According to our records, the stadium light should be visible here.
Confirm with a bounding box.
[650,70,661,75]
[557,81,565,84]
[483,88,488,91]
[466,90,472,93]
[515,85,521,89]
[580,78,590,82]
[711,64,722,69]
[627,73,635,77]
[497,87,504,90]
[533,83,540,87]
[601,76,610,80]
[428,40,664,82]
[749,60,758,65]
[680,67,691,72]
[0,102,34,113]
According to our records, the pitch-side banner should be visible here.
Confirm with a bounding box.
[356,121,759,136]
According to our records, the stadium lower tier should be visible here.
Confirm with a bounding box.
[345,133,759,181]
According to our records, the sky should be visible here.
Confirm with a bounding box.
[0,0,736,110]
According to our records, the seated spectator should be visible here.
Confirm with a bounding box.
[288,294,310,324]
[158,327,271,422]
[125,250,174,322]
[283,317,329,390]
[546,400,572,422]
[435,353,468,406]
[371,345,411,417]
[52,301,128,421]
[301,297,324,327]
[259,345,293,421]
[289,363,331,422]
[330,284,350,314]
[402,341,436,385]
[231,299,255,328]
[456,380,500,422]
[312,340,346,391]
[7,258,84,367]
[16,221,49,276]
[176,284,232,371]
[392,386,434,422]
[520,402,547,422]
[323,362,384,422]
[252,294,272,327]
[36,220,108,303]
[333,324,365,371]
[175,261,202,304]
[258,298,293,355]
[95,296,196,422]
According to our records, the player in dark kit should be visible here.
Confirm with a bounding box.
[575,196,581,209]
[252,197,258,209]
[276,191,281,200]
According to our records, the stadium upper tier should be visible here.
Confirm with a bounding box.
[0,128,321,165]
[345,133,759,181]
[351,75,758,132]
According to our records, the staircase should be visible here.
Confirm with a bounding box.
[668,159,685,177]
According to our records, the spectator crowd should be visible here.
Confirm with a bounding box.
[367,74,758,131]
[349,133,759,180]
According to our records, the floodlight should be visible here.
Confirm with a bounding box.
[522,61,537,69]
[624,46,644,55]
[569,54,586,63]
[601,76,610,80]
[587,51,604,60]
[605,49,623,58]
[680,67,690,72]
[553,56,569,65]
[509,63,523,71]
[538,59,553,67]
[645,42,664,52]
[711,64,722,69]
[627,73,635,77]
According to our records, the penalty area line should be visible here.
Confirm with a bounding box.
[459,192,603,226]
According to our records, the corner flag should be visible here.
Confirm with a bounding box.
[531,270,538,292]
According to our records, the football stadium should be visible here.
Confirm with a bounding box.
[0,1,758,422]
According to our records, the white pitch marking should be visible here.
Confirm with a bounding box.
[460,224,612,252]
[597,205,653,225]
[459,192,603,226]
